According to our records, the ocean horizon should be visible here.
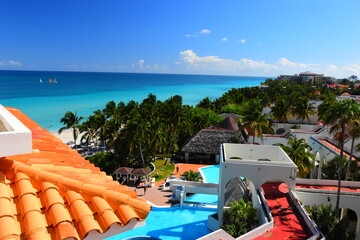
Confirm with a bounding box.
[0,70,269,131]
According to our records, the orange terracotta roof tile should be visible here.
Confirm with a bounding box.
[0,107,152,239]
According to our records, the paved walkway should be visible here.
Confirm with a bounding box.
[129,163,210,206]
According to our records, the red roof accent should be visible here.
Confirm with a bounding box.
[296,184,360,192]
[0,107,151,239]
[254,183,310,240]
[319,140,351,159]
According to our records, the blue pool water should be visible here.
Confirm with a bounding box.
[106,207,216,240]
[200,165,220,184]
[108,166,221,240]
[186,165,220,204]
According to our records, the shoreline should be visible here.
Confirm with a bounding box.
[50,129,84,144]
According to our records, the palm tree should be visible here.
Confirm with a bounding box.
[292,97,315,127]
[124,111,150,168]
[320,99,357,209]
[181,170,203,182]
[271,98,291,130]
[237,100,273,144]
[58,111,83,150]
[345,112,360,180]
[163,95,187,155]
[280,136,315,178]
[307,204,355,240]
[80,115,98,148]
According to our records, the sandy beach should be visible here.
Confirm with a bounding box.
[50,129,83,144]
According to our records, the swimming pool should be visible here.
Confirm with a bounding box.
[106,206,216,240]
[200,165,220,184]
[186,165,220,204]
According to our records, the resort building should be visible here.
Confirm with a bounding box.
[0,105,151,239]
[277,71,336,84]
[336,92,360,103]
[180,115,245,164]
[201,143,360,240]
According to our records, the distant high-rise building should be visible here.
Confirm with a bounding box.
[277,71,336,84]
[348,75,358,81]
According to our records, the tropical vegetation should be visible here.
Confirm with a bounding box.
[307,204,355,240]
[58,78,360,186]
[222,199,258,238]
[278,136,315,178]
[181,170,203,182]
[317,99,360,209]
[58,111,83,150]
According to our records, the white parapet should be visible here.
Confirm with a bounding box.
[0,105,32,157]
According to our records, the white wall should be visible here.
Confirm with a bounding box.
[0,105,32,157]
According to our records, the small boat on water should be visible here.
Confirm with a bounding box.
[39,78,43,83]
[48,79,58,84]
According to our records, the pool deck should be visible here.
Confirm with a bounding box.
[128,163,210,206]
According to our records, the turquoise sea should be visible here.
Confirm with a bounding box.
[0,70,268,131]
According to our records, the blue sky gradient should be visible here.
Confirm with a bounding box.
[1,0,359,77]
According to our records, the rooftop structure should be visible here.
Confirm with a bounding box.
[180,116,244,164]
[336,92,360,102]
[201,143,360,239]
[0,105,32,157]
[0,106,151,239]
[277,71,336,84]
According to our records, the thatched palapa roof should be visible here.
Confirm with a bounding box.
[181,129,240,155]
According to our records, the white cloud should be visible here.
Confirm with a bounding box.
[219,37,228,43]
[178,50,334,76]
[138,59,145,69]
[277,57,313,68]
[178,50,360,77]
[8,60,22,66]
[0,60,23,66]
[185,29,211,38]
[344,62,360,75]
[200,29,211,34]
[239,39,246,44]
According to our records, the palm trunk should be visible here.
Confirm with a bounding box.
[336,128,345,210]
[345,137,355,180]
[139,141,145,168]
[73,128,77,150]
[252,131,255,144]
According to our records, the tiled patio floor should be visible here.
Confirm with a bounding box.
[129,163,210,206]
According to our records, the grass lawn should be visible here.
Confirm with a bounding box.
[151,158,175,182]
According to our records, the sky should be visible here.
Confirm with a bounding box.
[0,0,359,78]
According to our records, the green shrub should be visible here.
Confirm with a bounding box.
[86,152,117,175]
[307,204,355,240]
[222,199,257,237]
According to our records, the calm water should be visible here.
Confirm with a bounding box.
[109,166,221,239]
[0,70,268,130]
[186,165,220,204]
[107,206,217,240]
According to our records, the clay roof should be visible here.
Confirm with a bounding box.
[0,107,151,240]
